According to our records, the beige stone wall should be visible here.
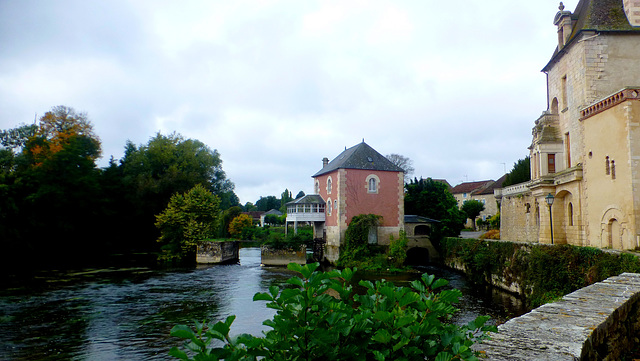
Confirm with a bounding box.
[583,100,640,250]
[499,193,539,243]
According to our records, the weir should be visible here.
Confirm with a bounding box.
[476,273,640,360]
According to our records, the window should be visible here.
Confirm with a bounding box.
[568,202,574,226]
[548,154,556,173]
[368,178,377,192]
[365,174,380,194]
[606,156,610,175]
[327,177,332,194]
[327,200,332,215]
[565,132,571,168]
[561,75,568,110]
[315,180,319,194]
[334,199,338,210]
[463,193,467,198]
[611,160,616,180]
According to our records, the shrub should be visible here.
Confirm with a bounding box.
[479,230,500,240]
[169,263,496,361]
[229,214,253,239]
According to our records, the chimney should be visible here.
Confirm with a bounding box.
[554,2,574,49]
[322,157,329,168]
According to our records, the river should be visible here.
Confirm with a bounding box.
[0,247,526,360]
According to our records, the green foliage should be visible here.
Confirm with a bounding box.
[461,200,485,230]
[156,184,221,264]
[440,238,640,308]
[279,188,293,213]
[255,196,279,212]
[219,206,243,238]
[488,212,500,230]
[170,263,496,361]
[338,214,382,268]
[263,214,284,226]
[405,178,465,239]
[502,157,530,187]
[263,226,312,250]
[387,231,408,268]
[228,214,253,239]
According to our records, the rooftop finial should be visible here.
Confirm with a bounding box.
[559,2,565,11]
[362,138,365,143]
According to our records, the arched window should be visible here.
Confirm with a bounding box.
[551,97,559,114]
[606,156,610,175]
[568,202,573,226]
[327,200,332,216]
[611,160,616,179]
[315,180,319,194]
[327,177,332,194]
[365,174,380,194]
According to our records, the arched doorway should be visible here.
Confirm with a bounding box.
[608,218,621,249]
[405,247,430,266]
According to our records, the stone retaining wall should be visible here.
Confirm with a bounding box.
[261,245,307,266]
[196,241,239,264]
[477,273,640,360]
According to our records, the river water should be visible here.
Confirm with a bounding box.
[0,247,526,361]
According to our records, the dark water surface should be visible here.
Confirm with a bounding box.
[0,247,526,360]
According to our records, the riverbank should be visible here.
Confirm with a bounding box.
[438,237,640,308]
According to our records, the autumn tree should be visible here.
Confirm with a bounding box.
[228,214,254,239]
[461,199,485,231]
[386,153,414,183]
[0,106,104,269]
[156,184,221,264]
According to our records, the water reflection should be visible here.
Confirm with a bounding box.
[0,248,526,361]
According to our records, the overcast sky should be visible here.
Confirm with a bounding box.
[0,0,574,205]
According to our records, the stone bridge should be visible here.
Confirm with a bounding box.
[403,215,440,265]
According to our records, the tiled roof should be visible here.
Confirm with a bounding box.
[313,142,404,177]
[263,209,282,216]
[286,194,325,205]
[404,215,440,223]
[475,174,508,195]
[450,180,494,195]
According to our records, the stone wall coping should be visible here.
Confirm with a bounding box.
[477,273,640,360]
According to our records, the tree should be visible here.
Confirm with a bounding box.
[280,188,294,213]
[386,153,414,183]
[256,195,279,212]
[244,202,257,211]
[502,156,531,187]
[155,184,221,264]
[295,190,305,199]
[119,132,234,250]
[405,177,466,238]
[219,206,243,238]
[461,200,485,231]
[228,214,254,239]
[0,107,105,269]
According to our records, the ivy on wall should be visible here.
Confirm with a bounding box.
[440,238,640,308]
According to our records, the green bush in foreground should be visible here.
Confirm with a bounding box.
[169,263,496,361]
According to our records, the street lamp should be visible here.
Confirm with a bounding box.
[545,193,555,245]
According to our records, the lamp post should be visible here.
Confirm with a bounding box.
[545,193,555,245]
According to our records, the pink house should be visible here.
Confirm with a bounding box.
[311,141,405,263]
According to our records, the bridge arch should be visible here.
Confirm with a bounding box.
[405,247,431,266]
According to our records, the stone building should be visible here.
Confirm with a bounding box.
[309,141,405,263]
[498,0,640,250]
[451,176,505,227]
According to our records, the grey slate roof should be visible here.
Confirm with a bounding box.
[313,142,404,177]
[286,194,325,205]
[404,215,440,223]
[263,209,283,216]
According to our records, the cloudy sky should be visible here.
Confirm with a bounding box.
[0,0,574,205]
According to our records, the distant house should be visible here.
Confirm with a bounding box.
[243,211,264,225]
[451,176,506,227]
[260,209,282,227]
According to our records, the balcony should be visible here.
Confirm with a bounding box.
[286,194,326,223]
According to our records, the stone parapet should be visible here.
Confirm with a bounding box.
[477,273,640,360]
[261,245,307,266]
[196,241,239,264]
